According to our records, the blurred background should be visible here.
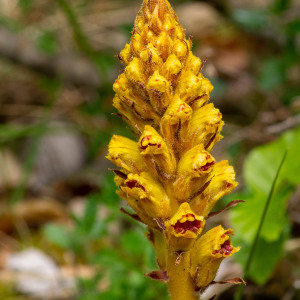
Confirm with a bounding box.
[0,0,299,299]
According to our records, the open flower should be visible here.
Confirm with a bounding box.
[118,171,171,226]
[190,225,240,291]
[165,202,205,251]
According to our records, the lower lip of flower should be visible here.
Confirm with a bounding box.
[172,214,202,234]
[140,136,161,150]
[212,239,233,255]
[199,161,214,171]
[126,180,146,191]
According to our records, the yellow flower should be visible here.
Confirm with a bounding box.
[190,225,240,290]
[190,160,238,217]
[119,171,171,221]
[165,202,205,251]
[186,103,224,152]
[107,135,146,174]
[139,125,176,180]
[173,144,215,201]
[160,95,192,151]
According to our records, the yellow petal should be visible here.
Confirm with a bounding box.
[173,144,215,201]
[186,103,224,151]
[139,125,176,180]
[107,135,146,174]
[165,202,205,251]
[120,172,171,221]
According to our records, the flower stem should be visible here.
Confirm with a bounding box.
[167,251,199,300]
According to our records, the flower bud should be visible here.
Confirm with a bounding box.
[165,203,205,251]
[120,172,171,223]
[140,43,163,74]
[190,226,240,290]
[131,33,145,57]
[113,95,149,134]
[139,125,176,180]
[186,103,224,152]
[107,135,146,174]
[160,96,192,151]
[125,57,147,86]
[119,43,132,65]
[148,4,163,34]
[147,70,171,114]
[156,31,173,61]
[175,71,203,104]
[113,74,160,126]
[173,144,215,201]
[185,52,201,75]
[160,54,182,84]
[172,40,189,62]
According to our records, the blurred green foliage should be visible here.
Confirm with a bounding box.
[44,171,168,299]
[230,126,300,284]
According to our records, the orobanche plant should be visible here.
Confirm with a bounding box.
[107,0,244,298]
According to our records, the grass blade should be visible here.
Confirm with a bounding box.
[234,149,288,300]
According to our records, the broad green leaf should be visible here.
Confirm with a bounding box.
[232,233,286,285]
[121,229,148,257]
[230,185,293,243]
[243,126,300,194]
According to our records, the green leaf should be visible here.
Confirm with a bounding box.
[258,59,285,91]
[43,223,70,249]
[232,9,268,32]
[36,31,58,54]
[243,127,300,194]
[121,229,148,257]
[101,172,120,207]
[81,195,99,232]
[232,233,286,285]
[230,184,292,243]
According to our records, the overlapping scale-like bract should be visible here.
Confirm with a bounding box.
[107,0,241,296]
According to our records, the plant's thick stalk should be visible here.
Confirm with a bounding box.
[167,252,199,300]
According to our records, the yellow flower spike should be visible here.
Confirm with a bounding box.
[186,103,224,152]
[190,225,240,291]
[120,172,171,222]
[107,135,147,174]
[173,144,215,201]
[139,125,176,180]
[160,96,192,150]
[147,70,171,114]
[165,202,205,252]
[108,0,241,298]
[113,73,160,125]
